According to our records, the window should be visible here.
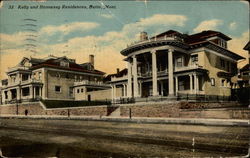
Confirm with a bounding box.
[220,58,225,68]
[60,61,69,67]
[211,78,215,86]
[69,87,73,97]
[38,72,42,80]
[77,89,80,93]
[4,91,8,99]
[55,86,61,92]
[226,61,230,72]
[191,55,198,64]
[22,87,30,96]
[81,88,84,93]
[221,79,225,87]
[176,57,183,67]
[179,81,184,91]
[218,39,227,48]
[22,74,29,81]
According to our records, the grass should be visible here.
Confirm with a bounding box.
[41,99,111,108]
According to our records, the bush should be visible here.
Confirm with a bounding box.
[41,100,111,108]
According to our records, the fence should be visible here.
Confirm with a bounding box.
[112,93,245,105]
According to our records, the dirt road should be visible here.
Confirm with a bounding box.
[0,118,249,157]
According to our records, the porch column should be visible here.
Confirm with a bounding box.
[132,55,139,97]
[123,84,126,97]
[139,81,142,97]
[34,86,36,98]
[30,86,34,99]
[201,76,204,91]
[20,88,23,97]
[16,87,20,101]
[151,50,158,96]
[168,49,174,96]
[2,91,5,103]
[189,74,193,94]
[39,87,42,97]
[111,85,113,102]
[127,61,132,98]
[160,81,164,96]
[194,74,199,93]
[7,91,11,101]
[175,76,178,96]
[114,84,116,101]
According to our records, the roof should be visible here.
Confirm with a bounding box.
[240,64,249,72]
[104,68,127,81]
[243,41,250,51]
[121,30,243,61]
[185,30,231,45]
[189,40,245,60]
[30,56,105,75]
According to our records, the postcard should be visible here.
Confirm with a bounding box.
[0,0,249,157]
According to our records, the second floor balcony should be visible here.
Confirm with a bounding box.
[1,78,43,88]
[74,80,109,87]
[139,64,205,78]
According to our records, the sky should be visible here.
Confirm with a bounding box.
[0,0,249,79]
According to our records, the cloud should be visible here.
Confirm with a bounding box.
[229,22,237,30]
[139,14,187,27]
[228,30,249,68]
[0,14,187,78]
[40,22,100,35]
[193,19,223,33]
[122,14,187,40]
[100,14,114,19]
[0,32,27,50]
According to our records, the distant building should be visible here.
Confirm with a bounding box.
[0,55,109,104]
[109,30,244,102]
[238,41,250,88]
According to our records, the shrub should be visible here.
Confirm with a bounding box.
[41,100,111,108]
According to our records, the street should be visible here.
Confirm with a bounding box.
[0,118,249,157]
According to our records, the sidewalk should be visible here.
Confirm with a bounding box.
[1,114,249,126]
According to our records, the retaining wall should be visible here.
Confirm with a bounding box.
[46,106,107,116]
[120,102,180,117]
[0,102,107,116]
[0,101,249,119]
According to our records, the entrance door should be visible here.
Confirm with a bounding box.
[88,95,91,101]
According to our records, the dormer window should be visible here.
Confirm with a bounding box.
[218,38,227,49]
[208,36,228,49]
[60,61,69,67]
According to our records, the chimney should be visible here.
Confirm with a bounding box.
[116,68,120,74]
[140,31,148,41]
[89,54,94,67]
